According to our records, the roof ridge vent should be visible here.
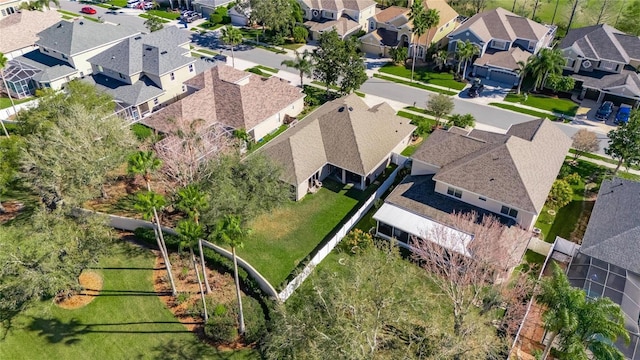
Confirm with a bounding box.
[160,50,168,55]
[348,106,353,111]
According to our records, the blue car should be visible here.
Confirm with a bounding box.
[595,101,613,120]
[615,104,632,125]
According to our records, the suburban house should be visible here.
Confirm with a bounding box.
[360,0,459,59]
[259,93,415,200]
[566,177,640,360]
[447,7,555,85]
[1,19,140,98]
[192,0,233,19]
[0,8,61,58]
[299,0,376,40]
[229,4,250,26]
[559,24,640,108]
[141,64,305,143]
[373,118,571,253]
[0,0,22,17]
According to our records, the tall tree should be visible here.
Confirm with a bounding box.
[176,219,209,321]
[567,0,581,31]
[605,110,640,174]
[571,129,600,160]
[455,40,479,79]
[175,184,211,293]
[0,52,16,136]
[312,29,345,94]
[338,38,367,95]
[250,0,293,35]
[551,0,561,24]
[133,190,178,296]
[408,1,428,82]
[426,93,454,126]
[515,57,532,95]
[281,50,313,87]
[0,136,23,213]
[536,262,584,360]
[422,9,440,51]
[528,48,565,91]
[220,25,243,68]
[617,0,640,35]
[211,215,250,335]
[128,150,162,193]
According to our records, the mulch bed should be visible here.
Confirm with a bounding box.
[0,201,24,224]
[56,271,103,310]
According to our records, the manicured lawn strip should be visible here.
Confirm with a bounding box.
[57,9,80,17]
[250,125,287,152]
[378,63,466,90]
[147,9,181,20]
[107,0,127,7]
[94,3,114,9]
[396,111,437,128]
[0,96,34,109]
[0,242,257,360]
[373,74,458,96]
[310,81,365,98]
[197,22,223,30]
[62,15,74,20]
[241,179,378,288]
[82,15,100,22]
[282,42,304,50]
[504,93,578,116]
[251,43,287,54]
[238,28,264,40]
[138,13,171,23]
[246,67,272,77]
[194,48,220,56]
[489,102,554,119]
[568,149,640,171]
[256,65,278,73]
[401,138,425,157]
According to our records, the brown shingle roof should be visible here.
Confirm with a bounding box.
[413,119,571,213]
[451,7,549,43]
[473,47,532,71]
[374,6,410,23]
[300,0,376,11]
[142,64,303,133]
[259,94,416,185]
[305,17,362,38]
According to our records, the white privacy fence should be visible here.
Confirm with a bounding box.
[0,98,39,120]
[278,159,405,301]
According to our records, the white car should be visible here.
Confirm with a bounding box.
[126,0,140,8]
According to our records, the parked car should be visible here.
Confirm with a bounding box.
[614,104,632,125]
[180,10,200,23]
[213,54,227,62]
[138,1,154,9]
[126,0,140,8]
[80,6,97,14]
[468,78,484,98]
[595,101,614,120]
[200,56,216,63]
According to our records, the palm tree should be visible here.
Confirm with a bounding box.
[134,191,178,296]
[0,52,15,137]
[432,50,448,71]
[211,215,250,335]
[559,296,629,360]
[36,0,59,9]
[455,40,479,79]
[176,219,209,321]
[514,57,533,95]
[422,8,440,52]
[175,184,211,294]
[409,1,428,82]
[536,262,584,360]
[221,25,243,68]
[528,48,565,91]
[281,50,313,87]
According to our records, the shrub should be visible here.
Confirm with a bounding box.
[563,172,581,185]
[131,123,153,141]
[352,29,366,38]
[204,310,238,343]
[213,303,228,317]
[546,179,573,210]
[338,229,374,255]
[222,15,231,24]
[292,26,308,43]
[215,6,227,16]
[242,295,267,344]
[209,13,223,24]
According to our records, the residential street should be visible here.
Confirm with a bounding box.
[57,0,147,32]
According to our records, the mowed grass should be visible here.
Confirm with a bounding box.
[0,242,257,360]
[0,96,34,109]
[489,102,555,119]
[504,93,578,116]
[378,64,466,90]
[240,179,374,288]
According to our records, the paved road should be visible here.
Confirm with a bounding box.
[58,0,148,33]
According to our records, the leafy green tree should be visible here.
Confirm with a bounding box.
[605,110,640,174]
[426,93,455,126]
[545,74,576,93]
[455,40,479,78]
[0,136,22,213]
[211,215,250,335]
[312,29,346,94]
[221,25,243,68]
[515,57,533,95]
[0,52,16,133]
[546,179,573,209]
[175,184,211,293]
[390,46,408,65]
[291,26,308,43]
[281,49,313,87]
[528,48,565,91]
[36,0,59,9]
[250,0,293,35]
[432,49,448,71]
[144,15,164,33]
[617,0,640,35]
[448,113,475,128]
[338,39,367,95]
[0,210,113,329]
[176,219,208,321]
[536,262,584,360]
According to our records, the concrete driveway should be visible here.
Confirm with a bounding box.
[572,98,618,133]
[457,78,511,105]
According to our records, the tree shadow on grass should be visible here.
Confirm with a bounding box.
[147,338,257,360]
[27,317,194,345]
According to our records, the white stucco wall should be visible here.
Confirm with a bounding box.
[250,97,304,142]
[392,133,412,155]
[411,159,439,175]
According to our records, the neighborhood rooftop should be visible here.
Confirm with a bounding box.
[559,24,640,64]
[452,7,550,42]
[299,0,376,11]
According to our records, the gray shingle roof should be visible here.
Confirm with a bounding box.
[451,7,549,43]
[559,24,639,63]
[88,26,193,77]
[259,94,416,185]
[86,73,164,106]
[580,178,640,274]
[36,19,139,56]
[12,49,77,82]
[300,0,376,11]
[413,119,571,213]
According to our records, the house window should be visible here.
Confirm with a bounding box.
[479,196,486,201]
[446,22,449,28]
[153,98,159,105]
[378,222,393,237]
[182,85,186,92]
[500,205,518,218]
[188,64,194,72]
[447,187,462,198]
[80,71,84,77]
[170,72,175,80]
[370,21,375,30]
[119,73,125,80]
[492,40,507,50]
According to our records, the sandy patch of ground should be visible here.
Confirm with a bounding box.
[56,271,103,310]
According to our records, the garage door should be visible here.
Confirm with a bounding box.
[602,93,636,107]
[488,69,517,87]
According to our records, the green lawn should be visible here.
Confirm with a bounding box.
[250,125,287,151]
[373,74,458,96]
[107,0,127,7]
[197,22,224,30]
[147,9,181,20]
[401,138,425,157]
[138,13,171,23]
[240,178,384,288]
[0,96,34,110]
[489,102,554,119]
[504,93,578,116]
[0,242,257,360]
[282,42,304,51]
[246,67,273,78]
[256,65,278,73]
[194,48,220,56]
[378,64,466,90]
[568,149,640,171]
